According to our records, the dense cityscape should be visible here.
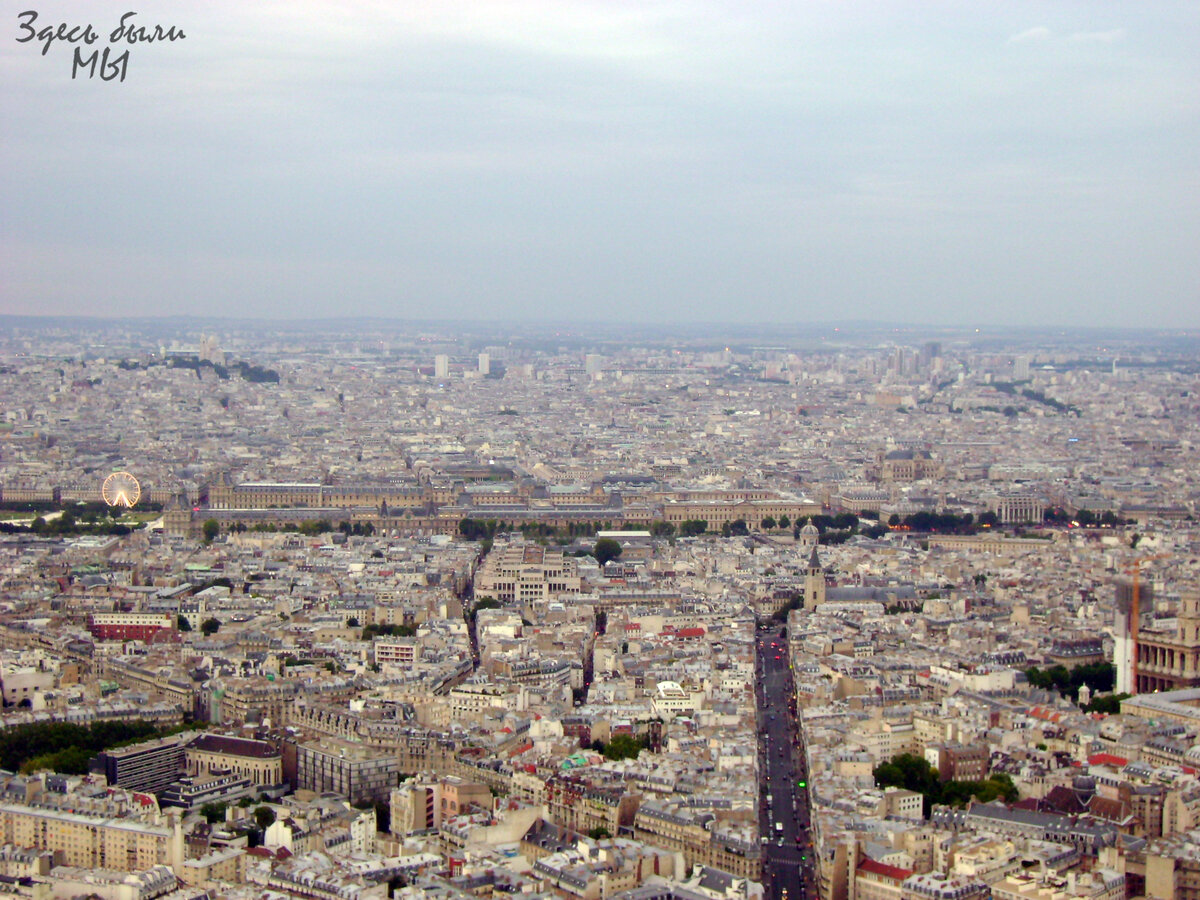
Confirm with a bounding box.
[0,319,1198,900]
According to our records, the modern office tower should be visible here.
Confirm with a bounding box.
[434,354,450,378]
[90,734,190,793]
[296,738,399,805]
[478,352,490,375]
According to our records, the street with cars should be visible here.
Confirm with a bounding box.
[757,624,817,900]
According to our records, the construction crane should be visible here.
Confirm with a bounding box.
[1125,552,1170,693]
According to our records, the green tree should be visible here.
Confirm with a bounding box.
[761,515,777,531]
[1085,693,1130,714]
[873,753,938,796]
[202,519,219,543]
[778,515,791,529]
[200,801,227,824]
[588,826,611,840]
[468,597,502,625]
[177,615,192,632]
[200,618,221,636]
[254,806,276,830]
[603,733,644,761]
[346,616,360,628]
[20,745,92,775]
[593,538,623,567]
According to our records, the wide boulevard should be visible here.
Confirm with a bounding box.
[757,623,816,900]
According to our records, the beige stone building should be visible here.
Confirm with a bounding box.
[474,544,583,604]
[185,734,283,787]
[0,802,183,874]
[631,803,760,881]
[1133,592,1200,694]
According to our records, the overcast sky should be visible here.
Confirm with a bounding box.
[2,1,1198,328]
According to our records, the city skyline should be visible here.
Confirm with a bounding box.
[3,1,1199,328]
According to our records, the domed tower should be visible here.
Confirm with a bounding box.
[797,519,820,554]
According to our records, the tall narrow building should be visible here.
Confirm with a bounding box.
[803,545,827,611]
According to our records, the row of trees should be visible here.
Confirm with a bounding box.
[460,518,641,542]
[992,382,1081,415]
[1043,508,1132,527]
[3,508,143,537]
[204,518,377,543]
[359,622,416,640]
[167,356,279,383]
[874,753,1018,817]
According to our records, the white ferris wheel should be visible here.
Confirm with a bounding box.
[101,471,141,508]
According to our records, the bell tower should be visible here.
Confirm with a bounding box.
[804,545,826,611]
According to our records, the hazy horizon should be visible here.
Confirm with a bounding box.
[3,2,1198,328]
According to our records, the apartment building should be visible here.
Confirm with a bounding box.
[0,802,182,873]
[631,803,761,881]
[373,638,418,668]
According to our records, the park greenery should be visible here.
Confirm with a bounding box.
[442,502,1136,551]
[589,733,648,761]
[459,518,647,543]
[164,355,280,383]
[1084,692,1131,714]
[992,381,1081,416]
[873,753,1018,816]
[1024,662,1116,702]
[0,503,147,537]
[1,720,202,776]
[204,518,380,541]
